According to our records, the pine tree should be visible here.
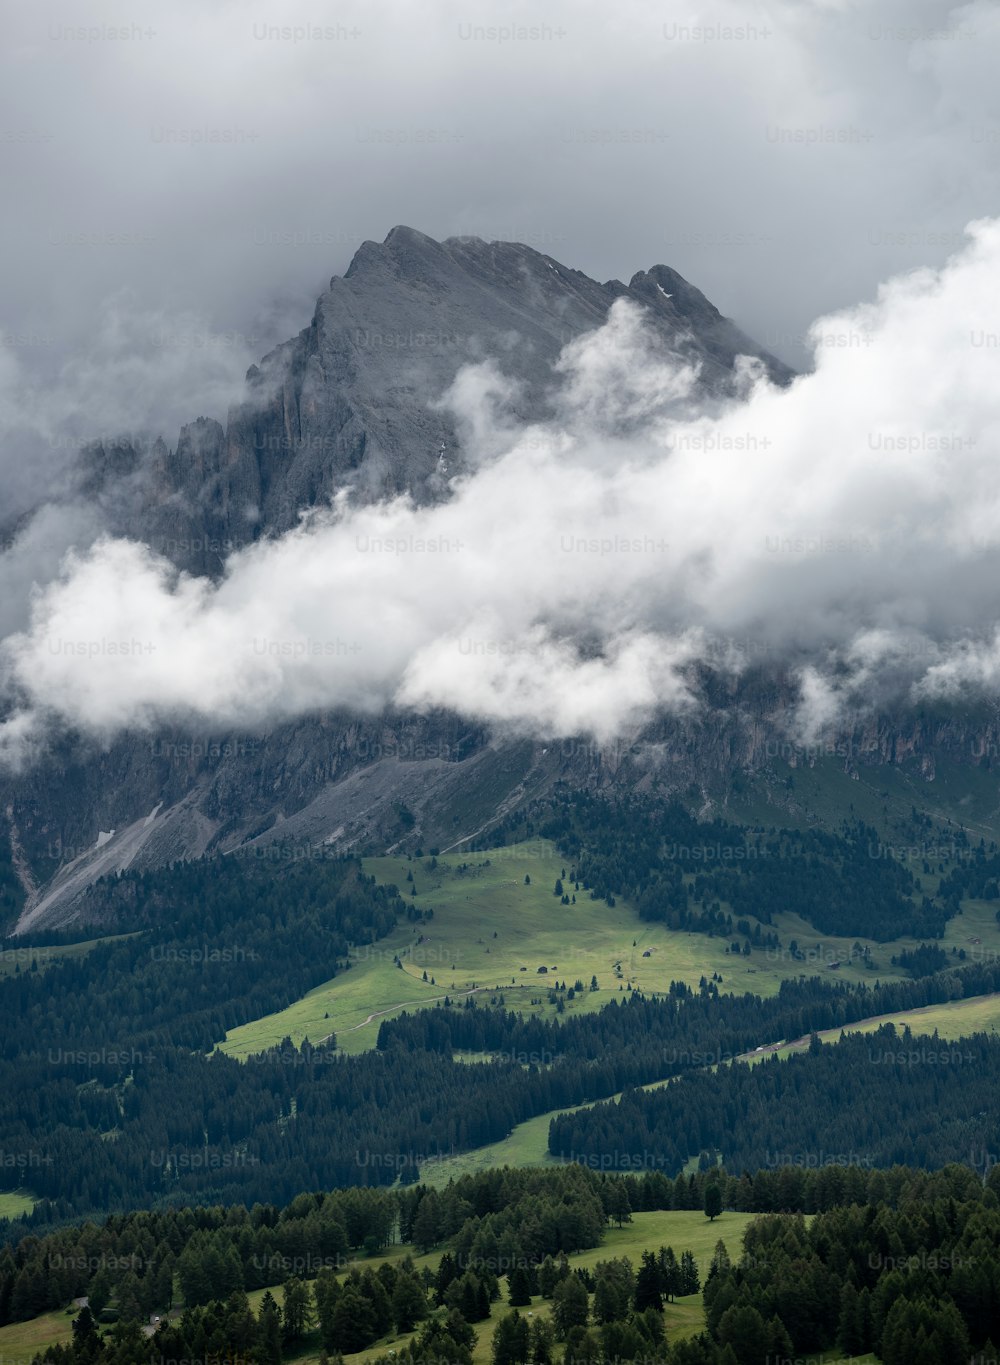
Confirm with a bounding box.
[606,1181,632,1228]
[391,1271,428,1333]
[412,1191,441,1251]
[508,1264,532,1307]
[536,1255,560,1299]
[492,1309,531,1365]
[658,1246,681,1301]
[529,1316,555,1365]
[258,1290,283,1365]
[552,1274,589,1338]
[330,1285,377,1353]
[704,1182,723,1222]
[717,1303,769,1364]
[838,1281,866,1355]
[680,1248,700,1295]
[634,1250,663,1313]
[435,1251,459,1304]
[282,1275,313,1343]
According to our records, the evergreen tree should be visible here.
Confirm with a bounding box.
[704,1182,723,1222]
[536,1255,560,1299]
[86,1268,113,1319]
[507,1264,532,1307]
[391,1271,428,1333]
[412,1192,441,1252]
[634,1250,664,1312]
[72,1305,98,1345]
[282,1276,313,1343]
[717,1302,770,1364]
[330,1285,377,1353]
[679,1249,700,1295]
[435,1251,459,1304]
[529,1316,555,1365]
[552,1274,589,1338]
[492,1309,531,1365]
[658,1246,681,1301]
[258,1290,283,1365]
[606,1181,632,1228]
[838,1280,866,1355]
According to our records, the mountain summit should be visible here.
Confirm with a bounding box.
[5,229,805,929]
[81,227,793,576]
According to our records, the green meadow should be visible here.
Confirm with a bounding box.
[0,1189,36,1221]
[218,839,1000,1062]
[0,1300,76,1362]
[0,1208,768,1365]
[0,932,138,981]
[261,1209,758,1365]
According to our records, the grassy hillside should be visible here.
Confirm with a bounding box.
[731,751,1000,844]
[0,932,137,981]
[0,1189,36,1220]
[0,1208,766,1365]
[0,1300,76,1362]
[753,988,1000,1062]
[218,838,1000,1061]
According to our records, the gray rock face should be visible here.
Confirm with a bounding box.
[7,694,1000,934]
[0,230,815,929]
[80,226,794,572]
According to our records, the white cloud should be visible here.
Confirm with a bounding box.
[2,221,1000,759]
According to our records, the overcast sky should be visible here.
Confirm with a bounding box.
[2,0,997,405]
[2,0,999,758]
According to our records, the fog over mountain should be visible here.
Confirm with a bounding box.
[8,16,1000,1360]
[2,0,998,478]
[2,0,999,926]
[1,220,999,770]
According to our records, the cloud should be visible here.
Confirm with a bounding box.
[2,0,998,449]
[0,294,261,526]
[1,220,1000,761]
[2,0,997,584]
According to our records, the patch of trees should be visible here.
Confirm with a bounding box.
[1,1166,609,1329]
[892,942,953,976]
[549,1023,1000,1176]
[486,790,957,939]
[13,1159,1000,1364]
[2,851,402,1052]
[695,1185,1000,1365]
[8,918,1000,1232]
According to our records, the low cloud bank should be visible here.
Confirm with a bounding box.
[2,221,1000,764]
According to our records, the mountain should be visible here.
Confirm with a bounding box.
[78,225,794,577]
[2,228,990,933]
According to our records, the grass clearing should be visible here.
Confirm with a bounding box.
[222,838,767,1057]
[0,932,139,981]
[0,1189,36,1221]
[0,1302,75,1362]
[219,839,1000,1061]
[260,1209,759,1364]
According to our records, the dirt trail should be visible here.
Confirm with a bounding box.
[318,983,502,1044]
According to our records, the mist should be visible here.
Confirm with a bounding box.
[2,220,999,764]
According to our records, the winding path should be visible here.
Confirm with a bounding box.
[318,982,517,1044]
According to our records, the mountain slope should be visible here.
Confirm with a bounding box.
[4,230,991,933]
[78,226,793,576]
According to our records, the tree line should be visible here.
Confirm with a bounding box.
[479,789,958,939]
[18,1161,1000,1365]
[549,1023,1000,1175]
